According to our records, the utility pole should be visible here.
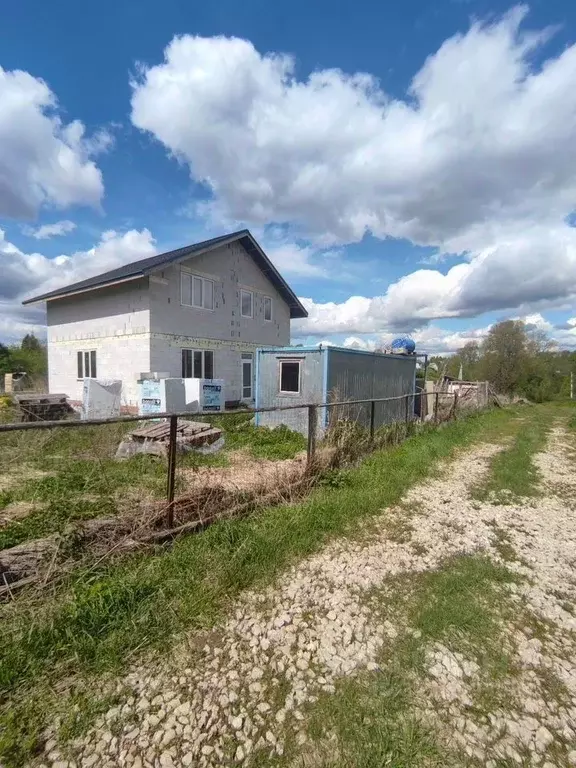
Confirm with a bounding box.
[571,370,574,401]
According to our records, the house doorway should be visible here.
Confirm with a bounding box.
[242,353,253,401]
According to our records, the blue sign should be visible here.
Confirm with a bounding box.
[202,383,222,412]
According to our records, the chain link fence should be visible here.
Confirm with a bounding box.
[0,390,491,596]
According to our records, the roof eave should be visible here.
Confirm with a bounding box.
[22,273,145,306]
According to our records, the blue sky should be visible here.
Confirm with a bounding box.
[2,0,576,352]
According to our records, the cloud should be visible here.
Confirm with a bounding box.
[131,9,576,324]
[0,228,157,342]
[295,221,576,335]
[130,8,575,248]
[22,220,77,240]
[0,66,105,219]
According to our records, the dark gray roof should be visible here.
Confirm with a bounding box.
[22,229,308,319]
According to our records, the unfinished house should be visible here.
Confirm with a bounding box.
[255,345,417,436]
[23,231,308,407]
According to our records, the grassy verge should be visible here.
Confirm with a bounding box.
[471,404,554,502]
[0,417,306,552]
[298,555,518,768]
[0,407,518,766]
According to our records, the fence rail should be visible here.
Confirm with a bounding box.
[0,389,488,595]
[0,391,459,524]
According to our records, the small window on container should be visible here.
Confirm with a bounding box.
[279,360,301,394]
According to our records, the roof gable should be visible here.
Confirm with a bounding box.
[22,230,308,319]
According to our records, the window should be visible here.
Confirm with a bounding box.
[242,353,253,399]
[77,350,97,379]
[182,349,214,379]
[181,271,214,310]
[263,296,272,322]
[241,289,253,318]
[279,359,301,394]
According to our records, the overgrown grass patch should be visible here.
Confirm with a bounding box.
[471,406,554,502]
[0,406,520,766]
[218,419,307,460]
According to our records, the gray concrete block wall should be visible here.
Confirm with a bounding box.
[148,243,290,346]
[150,334,259,403]
[48,334,151,406]
[47,279,151,406]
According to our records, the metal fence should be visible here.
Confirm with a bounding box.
[0,390,481,595]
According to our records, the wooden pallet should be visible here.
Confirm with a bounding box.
[12,393,74,422]
[129,419,222,447]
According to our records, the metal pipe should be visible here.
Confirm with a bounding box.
[166,415,178,528]
[307,405,317,466]
[0,393,433,433]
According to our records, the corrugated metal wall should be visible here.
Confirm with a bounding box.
[327,350,416,429]
[256,349,326,436]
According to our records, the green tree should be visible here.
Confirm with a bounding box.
[478,320,531,395]
[21,333,42,352]
[0,343,10,375]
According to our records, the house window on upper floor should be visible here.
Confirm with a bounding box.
[182,349,214,379]
[241,289,253,318]
[263,296,272,322]
[279,359,301,394]
[77,350,97,379]
[181,270,214,310]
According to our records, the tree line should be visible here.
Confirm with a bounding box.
[0,334,47,379]
[0,324,574,401]
[426,320,575,402]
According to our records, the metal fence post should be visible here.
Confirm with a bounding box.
[369,400,376,439]
[453,391,459,420]
[405,394,410,425]
[307,405,317,467]
[434,392,439,424]
[166,414,178,527]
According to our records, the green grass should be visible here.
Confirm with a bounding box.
[0,454,168,550]
[300,555,518,768]
[0,406,519,767]
[471,405,554,502]
[199,411,307,460]
[0,416,306,552]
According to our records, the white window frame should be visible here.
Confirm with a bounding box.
[181,349,215,379]
[241,289,253,318]
[181,270,214,311]
[241,353,253,400]
[263,296,273,322]
[77,349,97,380]
[279,359,302,395]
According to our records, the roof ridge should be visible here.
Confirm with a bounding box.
[21,229,308,319]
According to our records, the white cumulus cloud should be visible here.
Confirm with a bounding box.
[0,66,105,219]
[22,220,77,240]
[0,228,157,342]
[130,8,576,327]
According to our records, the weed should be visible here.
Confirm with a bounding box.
[222,422,306,460]
[318,469,353,489]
